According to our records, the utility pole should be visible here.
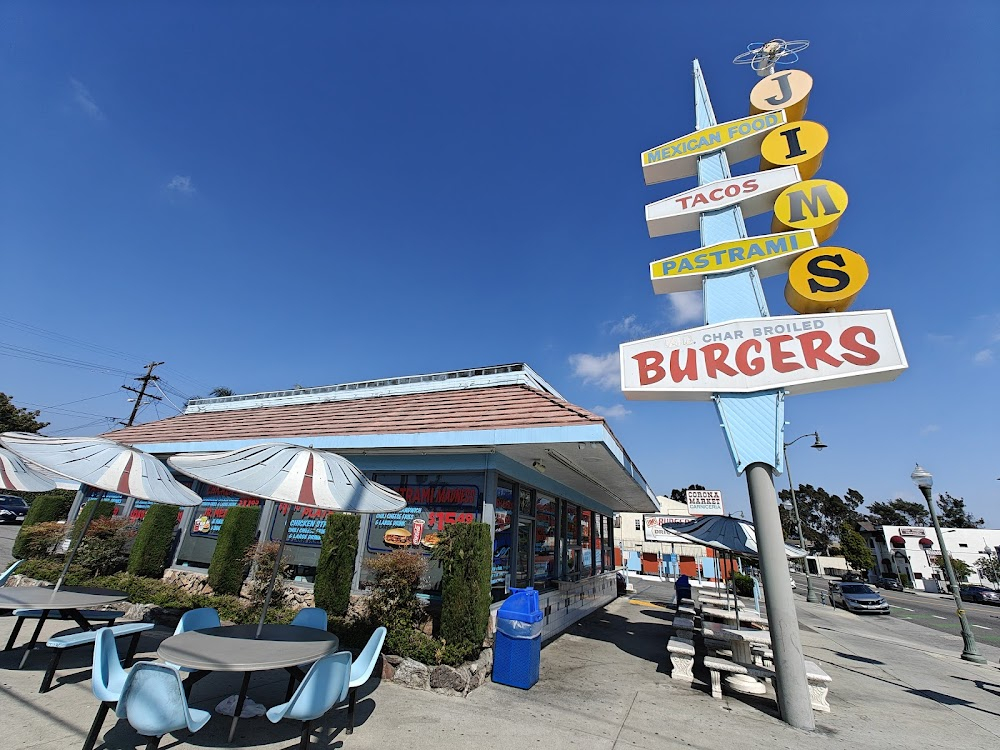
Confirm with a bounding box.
[120,361,164,427]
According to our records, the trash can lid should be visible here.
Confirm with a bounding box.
[498,588,543,623]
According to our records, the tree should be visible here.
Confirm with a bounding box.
[839,522,874,572]
[975,555,1000,587]
[776,484,865,555]
[935,492,983,529]
[210,387,234,397]
[669,484,706,504]
[866,499,929,527]
[0,392,48,433]
[931,555,973,581]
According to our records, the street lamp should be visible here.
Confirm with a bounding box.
[911,464,986,664]
[783,431,826,603]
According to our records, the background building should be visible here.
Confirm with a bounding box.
[859,523,1000,591]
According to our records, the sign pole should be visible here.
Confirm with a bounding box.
[693,58,815,730]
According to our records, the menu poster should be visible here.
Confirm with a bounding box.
[366,484,479,557]
[269,503,334,546]
[492,485,514,587]
[128,475,193,523]
[83,486,127,516]
[190,485,261,538]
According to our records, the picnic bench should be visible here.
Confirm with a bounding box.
[39,622,153,693]
[666,636,695,685]
[5,609,123,651]
[703,656,832,712]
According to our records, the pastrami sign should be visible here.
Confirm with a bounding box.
[619,310,907,401]
[645,165,800,237]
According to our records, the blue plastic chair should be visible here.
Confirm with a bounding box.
[82,628,129,750]
[290,607,328,630]
[267,651,351,749]
[115,663,211,750]
[346,626,387,734]
[164,607,220,696]
[0,559,23,585]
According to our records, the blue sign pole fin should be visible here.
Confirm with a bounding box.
[692,59,784,474]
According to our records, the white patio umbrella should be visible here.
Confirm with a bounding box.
[671,515,805,626]
[0,433,202,591]
[0,447,57,492]
[168,442,407,636]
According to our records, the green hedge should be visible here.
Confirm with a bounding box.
[207,505,261,595]
[435,522,492,660]
[128,504,178,578]
[72,499,117,544]
[12,492,74,559]
[314,513,360,617]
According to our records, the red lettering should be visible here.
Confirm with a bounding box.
[735,339,765,375]
[700,343,737,378]
[767,335,802,373]
[724,184,740,198]
[633,351,665,385]
[709,187,725,202]
[691,193,709,207]
[678,195,692,210]
[742,178,758,193]
[840,326,880,366]
[796,331,840,369]
[669,348,699,382]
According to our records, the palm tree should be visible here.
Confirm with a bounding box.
[209,387,235,397]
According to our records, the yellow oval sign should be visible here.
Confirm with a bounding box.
[760,121,828,180]
[785,247,869,314]
[771,179,848,243]
[750,69,813,123]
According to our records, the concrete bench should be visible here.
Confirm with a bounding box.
[666,637,696,685]
[672,616,695,640]
[39,622,153,693]
[5,609,124,651]
[703,656,832,712]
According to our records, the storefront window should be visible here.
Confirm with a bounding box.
[595,515,605,573]
[176,483,263,568]
[519,487,534,517]
[363,473,483,594]
[563,502,580,579]
[492,480,515,600]
[581,509,593,576]
[534,495,557,587]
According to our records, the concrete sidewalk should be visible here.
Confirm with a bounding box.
[2,578,999,750]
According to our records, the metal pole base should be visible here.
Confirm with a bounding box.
[805,576,820,603]
[961,651,987,664]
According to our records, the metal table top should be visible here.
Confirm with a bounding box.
[157,624,340,672]
[0,586,127,610]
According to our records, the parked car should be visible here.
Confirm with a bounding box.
[876,577,904,592]
[790,577,797,590]
[0,495,29,524]
[831,583,890,614]
[959,586,1000,605]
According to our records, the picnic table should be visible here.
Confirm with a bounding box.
[0,586,127,666]
[715,628,772,694]
[700,605,767,627]
[158,623,340,743]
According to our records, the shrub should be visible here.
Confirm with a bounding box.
[207,505,262,595]
[72,500,117,544]
[75,517,137,576]
[314,513,360,617]
[14,521,65,559]
[12,493,74,558]
[900,574,912,589]
[128,504,179,578]
[433,521,491,659]
[731,571,755,597]
[241,541,290,612]
[366,550,427,635]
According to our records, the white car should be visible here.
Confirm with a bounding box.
[790,577,797,589]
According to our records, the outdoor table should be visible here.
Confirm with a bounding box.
[0,586,127,666]
[158,623,340,743]
[718,628,772,695]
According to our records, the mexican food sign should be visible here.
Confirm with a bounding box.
[620,310,907,401]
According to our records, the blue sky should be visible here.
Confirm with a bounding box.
[2,3,999,525]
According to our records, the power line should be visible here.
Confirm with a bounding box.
[122,361,164,427]
[0,341,136,376]
[152,381,184,413]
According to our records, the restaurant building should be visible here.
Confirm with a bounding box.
[100,364,659,638]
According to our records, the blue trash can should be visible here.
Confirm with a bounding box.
[492,587,543,689]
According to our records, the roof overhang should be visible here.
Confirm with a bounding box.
[129,422,658,514]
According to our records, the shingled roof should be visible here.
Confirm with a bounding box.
[105,384,604,446]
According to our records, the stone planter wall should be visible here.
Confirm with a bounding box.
[381,647,493,697]
[163,568,316,609]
